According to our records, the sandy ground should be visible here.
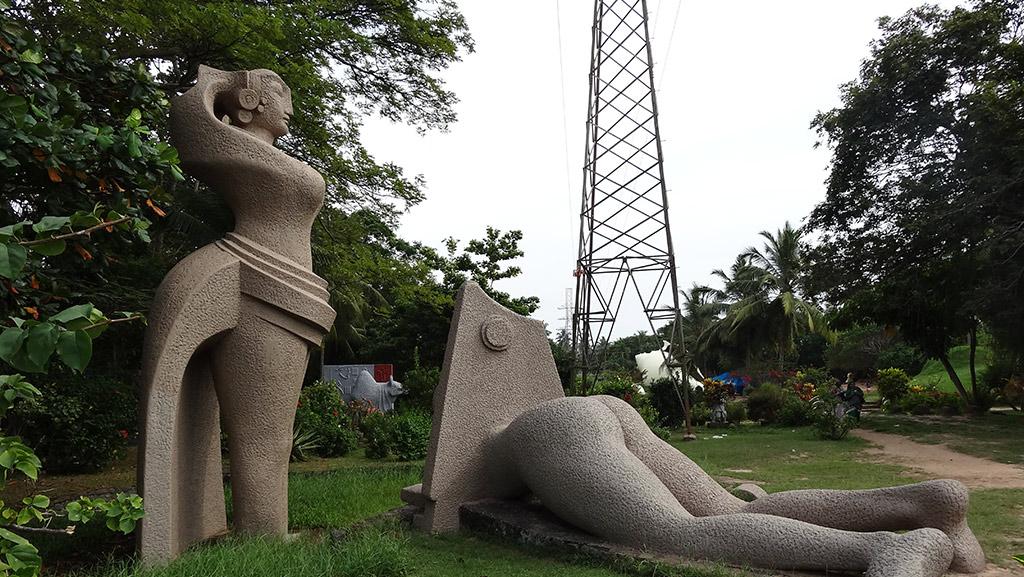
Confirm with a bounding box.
[851,429,1024,489]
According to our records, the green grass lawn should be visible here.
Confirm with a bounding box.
[859,411,1024,465]
[911,344,993,393]
[672,424,1024,567]
[32,417,1024,575]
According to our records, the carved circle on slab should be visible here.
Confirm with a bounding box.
[480,315,513,352]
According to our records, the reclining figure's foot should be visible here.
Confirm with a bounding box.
[866,528,953,577]
[947,521,985,573]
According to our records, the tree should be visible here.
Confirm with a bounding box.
[693,224,829,371]
[807,0,1024,407]
[11,0,474,218]
[427,227,540,316]
[1,17,159,574]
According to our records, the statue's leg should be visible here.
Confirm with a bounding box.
[742,482,985,573]
[592,395,984,573]
[501,397,953,576]
[211,311,310,536]
[591,395,746,515]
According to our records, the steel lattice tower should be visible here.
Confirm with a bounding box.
[571,0,691,432]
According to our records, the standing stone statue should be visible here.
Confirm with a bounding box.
[138,66,335,565]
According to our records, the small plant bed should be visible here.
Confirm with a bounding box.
[859,412,1024,465]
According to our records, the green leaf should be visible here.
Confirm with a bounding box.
[24,324,58,368]
[126,108,142,128]
[0,328,26,364]
[0,222,26,242]
[14,460,37,481]
[0,243,27,279]
[50,304,94,324]
[31,216,70,234]
[18,50,42,65]
[56,330,92,373]
[127,132,141,158]
[118,517,136,534]
[27,238,65,256]
[29,496,47,509]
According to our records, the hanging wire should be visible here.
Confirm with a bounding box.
[657,0,683,91]
[555,0,576,271]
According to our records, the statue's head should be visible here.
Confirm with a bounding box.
[385,377,406,398]
[197,65,293,143]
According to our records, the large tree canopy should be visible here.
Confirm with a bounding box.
[807,0,1024,406]
[11,0,474,218]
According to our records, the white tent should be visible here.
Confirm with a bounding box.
[634,342,704,391]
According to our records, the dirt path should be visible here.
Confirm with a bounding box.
[851,429,1024,489]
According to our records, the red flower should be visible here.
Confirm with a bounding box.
[118,429,129,440]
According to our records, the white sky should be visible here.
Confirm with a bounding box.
[360,0,964,336]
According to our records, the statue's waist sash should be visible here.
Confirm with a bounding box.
[216,233,335,345]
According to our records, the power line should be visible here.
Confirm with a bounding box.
[554,0,576,269]
[657,0,683,91]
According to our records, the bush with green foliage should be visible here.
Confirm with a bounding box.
[361,412,391,460]
[810,394,854,440]
[777,395,814,427]
[746,383,787,424]
[888,383,964,416]
[875,368,911,403]
[388,411,431,461]
[360,410,431,461]
[649,378,703,427]
[725,401,747,424]
[9,374,135,473]
[401,363,440,414]
[295,381,358,458]
[688,402,711,426]
[877,343,926,376]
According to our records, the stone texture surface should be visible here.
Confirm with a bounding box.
[138,65,335,565]
[411,282,564,531]
[409,282,985,576]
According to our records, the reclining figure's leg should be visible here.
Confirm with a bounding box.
[593,395,984,573]
[501,397,953,577]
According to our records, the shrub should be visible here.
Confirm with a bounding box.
[889,383,964,415]
[875,368,910,402]
[688,402,711,426]
[361,411,432,461]
[746,383,786,424]
[361,412,392,459]
[295,381,358,457]
[725,401,747,423]
[810,394,854,440]
[777,395,813,426]
[389,411,431,461]
[402,363,440,413]
[9,373,136,473]
[877,343,926,376]
[649,425,672,441]
[649,378,703,427]
[291,425,320,462]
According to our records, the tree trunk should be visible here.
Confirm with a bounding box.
[938,352,972,407]
[968,323,978,404]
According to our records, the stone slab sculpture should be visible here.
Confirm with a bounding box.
[350,370,405,412]
[138,66,335,565]
[403,282,986,577]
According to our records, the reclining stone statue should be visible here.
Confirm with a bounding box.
[138,66,335,564]
[403,283,985,577]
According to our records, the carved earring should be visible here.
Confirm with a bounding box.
[235,70,261,125]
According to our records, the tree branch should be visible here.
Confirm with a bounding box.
[19,217,133,247]
[11,524,75,536]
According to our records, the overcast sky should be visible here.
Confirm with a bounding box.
[360,0,964,337]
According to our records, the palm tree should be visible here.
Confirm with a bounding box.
[727,221,830,368]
